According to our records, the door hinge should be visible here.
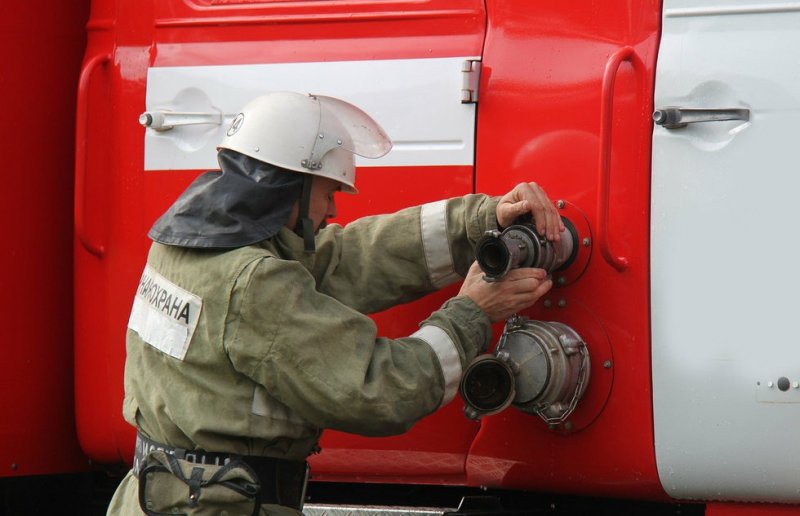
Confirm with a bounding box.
[461,60,481,104]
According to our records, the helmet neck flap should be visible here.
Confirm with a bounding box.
[148,149,304,249]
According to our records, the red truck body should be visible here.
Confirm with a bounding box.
[2,1,798,515]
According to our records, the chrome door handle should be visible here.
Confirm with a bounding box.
[139,110,223,131]
[652,107,750,129]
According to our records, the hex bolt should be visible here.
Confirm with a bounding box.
[556,200,566,209]
[557,299,567,308]
[603,360,612,369]
[582,237,591,247]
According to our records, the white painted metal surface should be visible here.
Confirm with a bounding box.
[143,58,478,170]
[651,0,800,503]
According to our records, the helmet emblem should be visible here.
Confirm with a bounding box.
[227,113,244,136]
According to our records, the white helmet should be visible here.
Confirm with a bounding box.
[218,91,392,193]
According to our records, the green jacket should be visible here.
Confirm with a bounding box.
[109,194,498,515]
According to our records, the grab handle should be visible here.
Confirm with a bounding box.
[75,53,111,258]
[597,46,637,272]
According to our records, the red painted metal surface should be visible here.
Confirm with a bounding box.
[470,0,664,499]
[64,1,800,512]
[314,166,477,482]
[73,0,673,499]
[73,0,487,476]
[0,0,90,477]
[0,0,784,510]
[706,503,800,516]
[74,0,154,464]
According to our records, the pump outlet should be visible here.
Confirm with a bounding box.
[460,316,590,424]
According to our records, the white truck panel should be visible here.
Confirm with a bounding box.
[143,57,478,170]
[651,0,800,502]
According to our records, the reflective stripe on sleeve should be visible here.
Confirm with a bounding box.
[420,200,461,289]
[410,325,462,407]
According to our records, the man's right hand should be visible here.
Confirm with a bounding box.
[457,261,553,323]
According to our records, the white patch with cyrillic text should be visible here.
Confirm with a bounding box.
[128,265,202,360]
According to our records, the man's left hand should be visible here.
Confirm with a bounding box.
[496,182,564,241]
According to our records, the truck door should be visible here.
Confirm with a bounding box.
[651,1,800,502]
[74,0,486,481]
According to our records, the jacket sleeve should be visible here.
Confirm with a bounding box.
[310,194,499,313]
[224,256,492,437]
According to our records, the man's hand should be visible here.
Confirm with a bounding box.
[458,262,552,323]
[496,182,564,241]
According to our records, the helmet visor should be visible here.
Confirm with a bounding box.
[314,95,393,159]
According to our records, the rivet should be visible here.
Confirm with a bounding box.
[768,381,775,388]
[548,423,559,431]
[557,276,566,285]
[793,382,799,389]
[603,360,612,369]
[318,133,324,139]
[337,139,343,145]
[564,421,574,431]
[582,237,591,247]
[253,146,259,152]
[543,299,552,308]
[11,463,17,471]
[556,200,565,209]
[557,299,567,308]
[778,377,791,391]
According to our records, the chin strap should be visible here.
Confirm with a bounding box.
[295,174,316,253]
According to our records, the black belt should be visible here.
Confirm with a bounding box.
[134,433,308,510]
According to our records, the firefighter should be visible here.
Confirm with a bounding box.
[108,91,562,516]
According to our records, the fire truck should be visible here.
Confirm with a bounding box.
[3,0,799,514]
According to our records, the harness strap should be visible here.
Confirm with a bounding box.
[134,432,309,510]
[296,174,316,253]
